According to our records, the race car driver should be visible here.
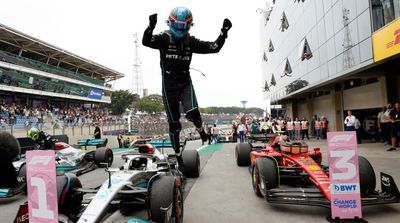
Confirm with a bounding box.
[28,127,55,150]
[142,7,232,170]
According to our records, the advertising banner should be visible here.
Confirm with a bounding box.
[327,131,362,219]
[26,150,58,223]
[372,18,400,62]
[88,88,103,100]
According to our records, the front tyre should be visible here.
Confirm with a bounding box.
[150,176,183,223]
[94,147,113,167]
[182,150,200,178]
[358,156,376,195]
[256,158,278,197]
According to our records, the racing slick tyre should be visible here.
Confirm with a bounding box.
[57,173,83,216]
[235,143,252,166]
[182,150,200,178]
[150,176,183,223]
[358,156,376,195]
[256,158,278,197]
[17,163,27,194]
[251,165,262,197]
[94,147,114,167]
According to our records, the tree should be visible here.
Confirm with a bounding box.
[108,90,136,115]
[138,94,164,114]
[285,79,309,95]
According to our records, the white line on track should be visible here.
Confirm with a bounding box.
[196,145,208,151]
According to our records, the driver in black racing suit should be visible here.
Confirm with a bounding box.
[142,7,232,171]
[28,127,55,150]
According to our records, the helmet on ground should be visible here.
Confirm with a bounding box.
[167,7,193,39]
[28,127,40,140]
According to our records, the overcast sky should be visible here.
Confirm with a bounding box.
[0,0,268,108]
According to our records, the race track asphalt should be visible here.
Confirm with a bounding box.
[1,139,400,223]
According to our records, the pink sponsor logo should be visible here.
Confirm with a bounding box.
[26,151,58,223]
[327,131,362,219]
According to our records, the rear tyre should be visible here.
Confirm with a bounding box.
[17,163,27,194]
[182,150,200,178]
[150,176,183,223]
[94,147,113,167]
[57,173,83,216]
[235,143,252,166]
[358,156,376,195]
[256,158,278,197]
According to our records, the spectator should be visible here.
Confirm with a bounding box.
[315,118,322,140]
[310,115,317,137]
[383,103,394,146]
[212,124,219,144]
[355,117,362,144]
[206,124,213,145]
[301,117,309,140]
[377,106,388,143]
[94,124,101,139]
[238,122,246,143]
[286,118,294,141]
[321,116,329,139]
[293,118,301,140]
[232,122,238,142]
[387,102,400,151]
[344,110,356,131]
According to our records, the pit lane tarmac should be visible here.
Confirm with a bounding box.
[0,139,216,223]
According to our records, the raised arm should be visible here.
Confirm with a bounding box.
[191,18,232,54]
[142,14,164,49]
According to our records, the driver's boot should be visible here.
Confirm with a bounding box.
[197,127,208,143]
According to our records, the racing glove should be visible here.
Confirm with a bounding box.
[149,13,157,29]
[221,18,232,38]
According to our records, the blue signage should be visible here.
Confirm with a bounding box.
[88,88,103,100]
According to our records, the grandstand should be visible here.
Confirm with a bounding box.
[0,23,124,106]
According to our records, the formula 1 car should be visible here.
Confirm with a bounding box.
[235,133,400,208]
[217,131,235,143]
[1,138,113,199]
[65,139,199,222]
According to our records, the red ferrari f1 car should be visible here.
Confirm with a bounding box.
[235,134,400,207]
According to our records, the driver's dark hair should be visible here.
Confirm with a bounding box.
[0,131,20,161]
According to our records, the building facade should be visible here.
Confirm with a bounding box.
[260,0,400,139]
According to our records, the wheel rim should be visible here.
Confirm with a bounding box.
[174,187,183,223]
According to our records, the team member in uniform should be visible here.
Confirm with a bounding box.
[286,118,294,141]
[301,118,310,140]
[142,7,232,170]
[293,118,301,140]
[315,118,322,140]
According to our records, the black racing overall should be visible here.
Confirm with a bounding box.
[142,26,226,155]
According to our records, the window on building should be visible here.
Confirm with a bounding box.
[280,12,289,31]
[263,52,268,62]
[298,38,313,61]
[344,78,362,90]
[282,58,292,77]
[268,40,274,52]
[270,73,276,86]
[371,0,400,31]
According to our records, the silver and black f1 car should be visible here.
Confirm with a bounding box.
[63,140,200,223]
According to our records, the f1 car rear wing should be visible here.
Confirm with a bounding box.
[78,138,108,148]
[266,172,400,208]
[149,139,187,149]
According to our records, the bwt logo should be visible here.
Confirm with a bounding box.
[332,184,359,194]
[329,134,353,143]
[29,156,52,165]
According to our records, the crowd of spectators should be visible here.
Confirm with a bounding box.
[0,102,124,129]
